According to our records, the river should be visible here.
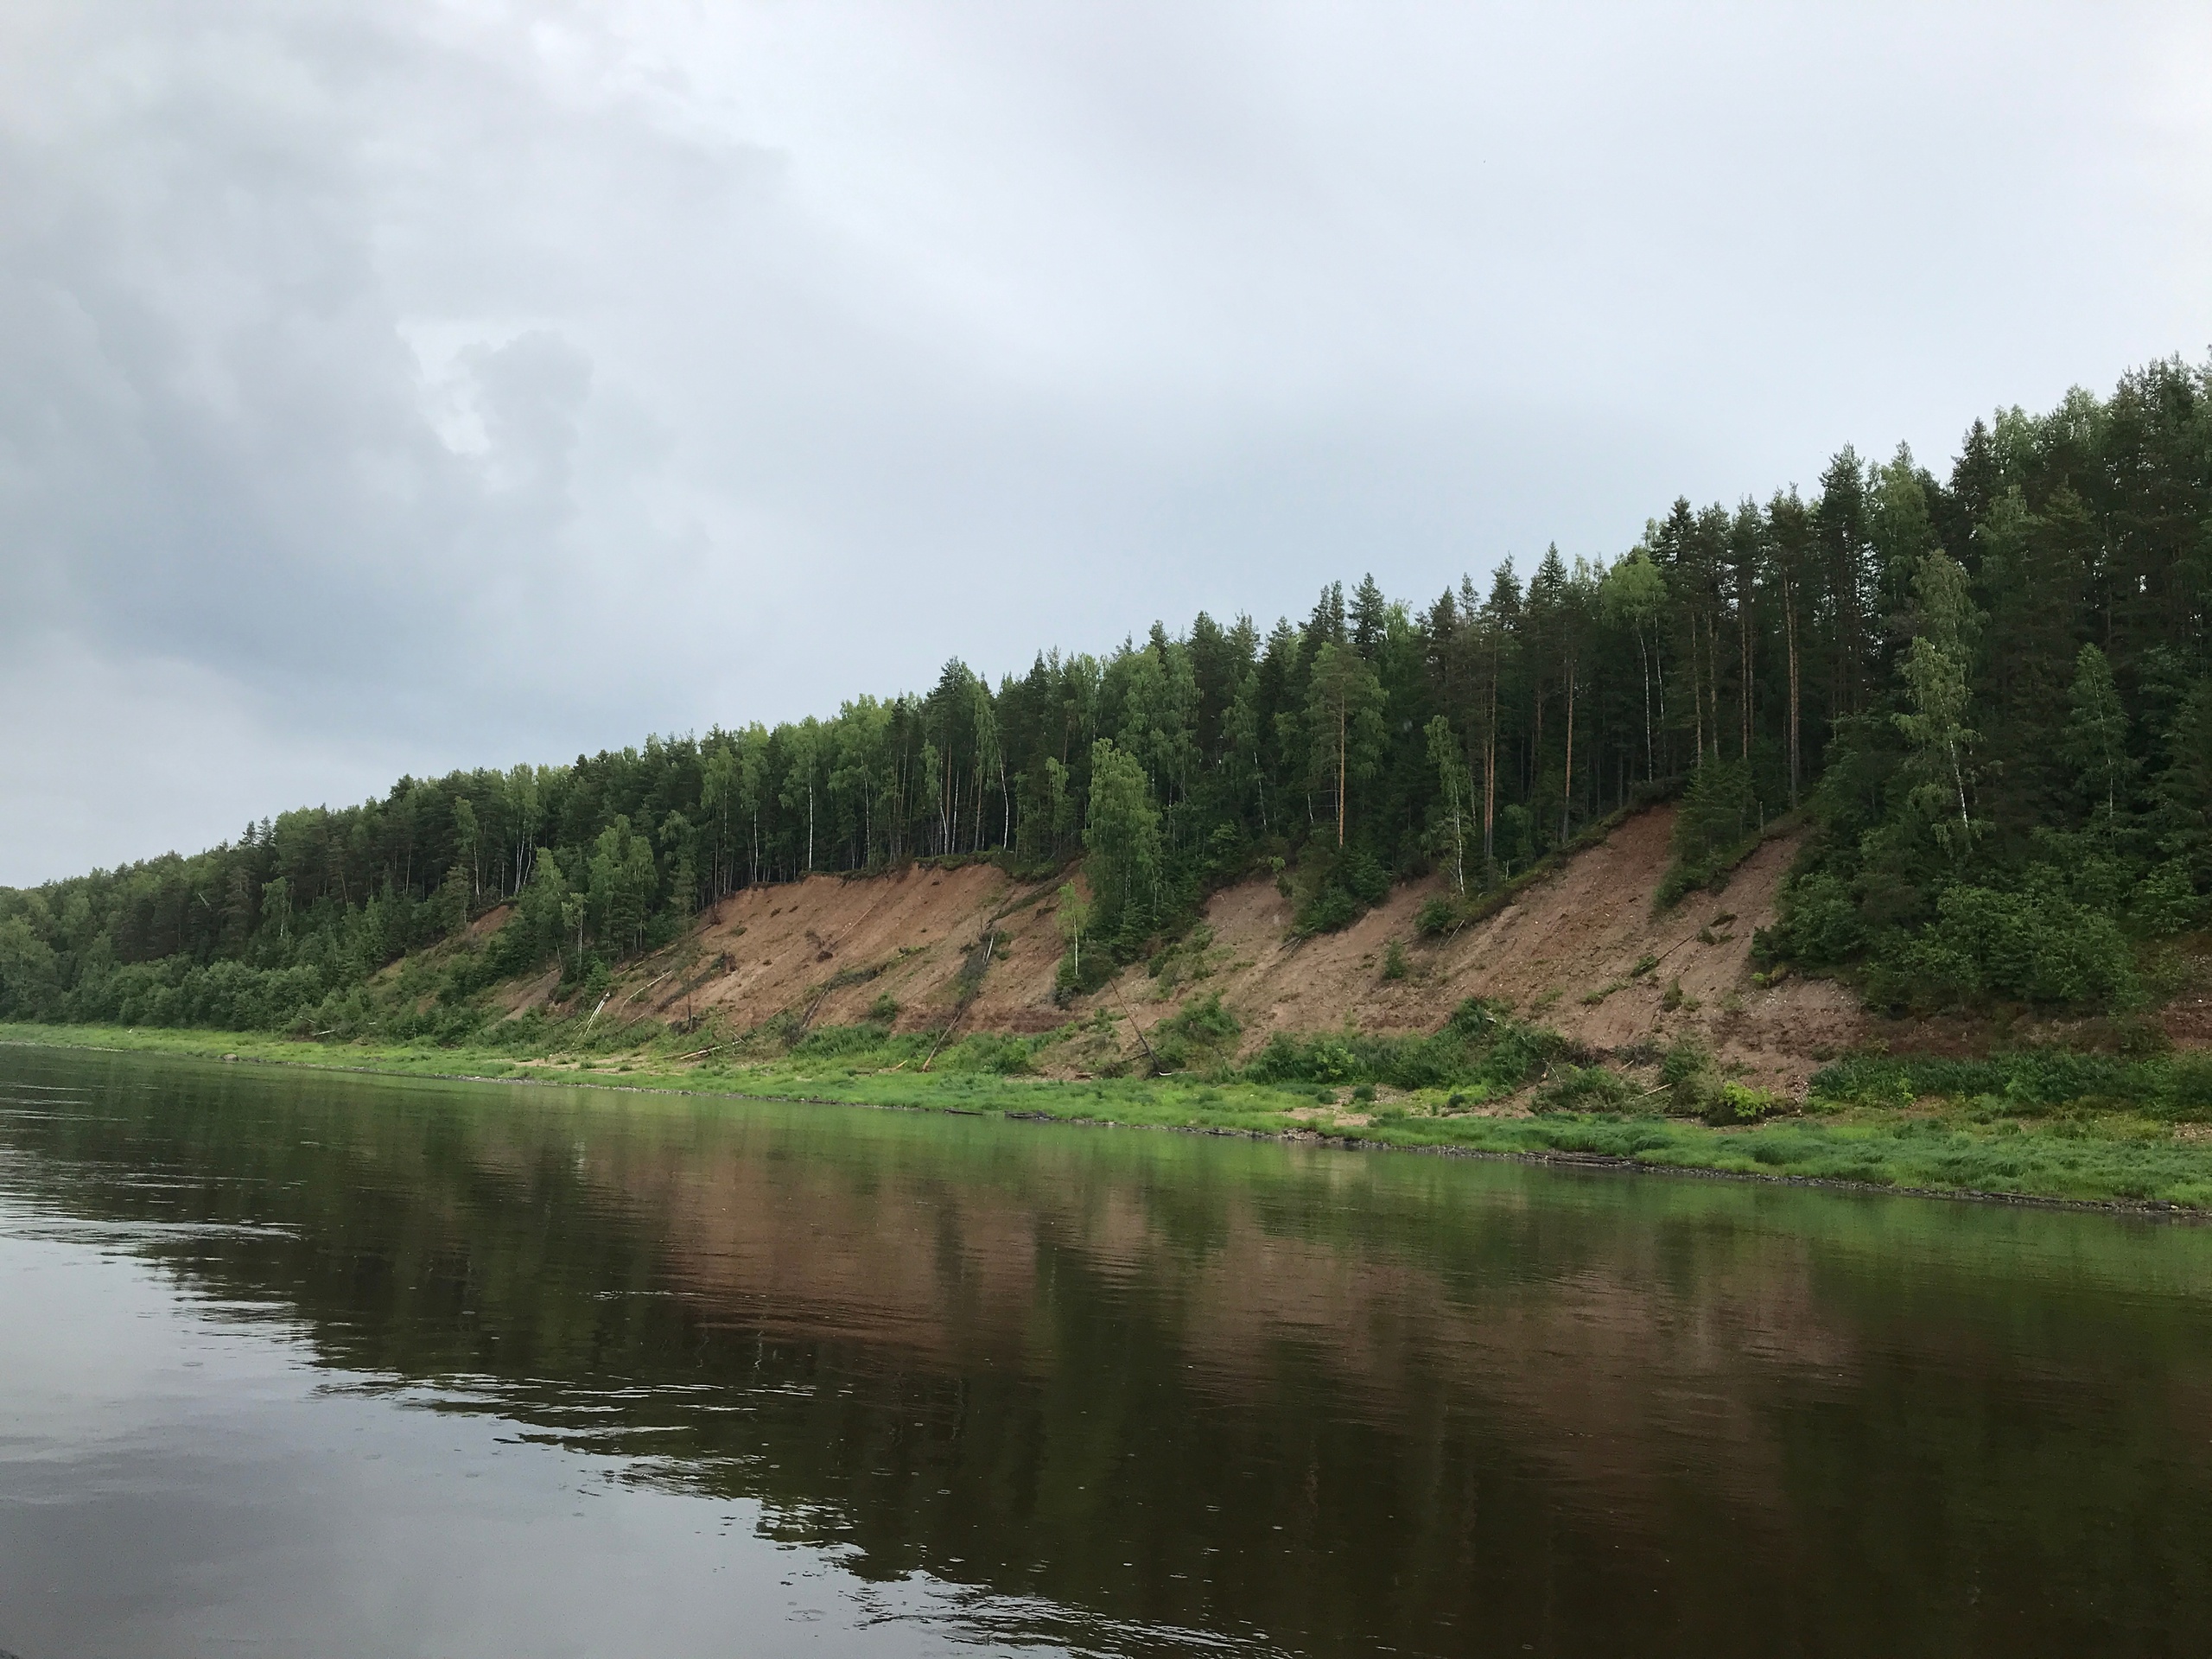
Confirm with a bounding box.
[2,1044,2209,1656]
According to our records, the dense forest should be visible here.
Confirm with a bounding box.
[3,357,2209,1035]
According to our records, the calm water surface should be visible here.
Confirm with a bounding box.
[3,1046,2210,1657]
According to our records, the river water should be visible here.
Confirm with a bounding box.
[2,1046,2209,1656]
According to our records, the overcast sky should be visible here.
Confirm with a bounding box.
[3,1,2209,886]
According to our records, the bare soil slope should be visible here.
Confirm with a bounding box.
[1103,805,1860,1094]
[541,861,1071,1038]
[545,805,1863,1093]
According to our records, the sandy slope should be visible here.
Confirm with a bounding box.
[581,861,1072,1037]
[539,805,1864,1094]
[1102,805,1861,1094]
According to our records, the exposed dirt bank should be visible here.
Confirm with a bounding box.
[531,806,1872,1092]
[1115,805,1861,1095]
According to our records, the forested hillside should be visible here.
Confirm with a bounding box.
[4,358,2209,1038]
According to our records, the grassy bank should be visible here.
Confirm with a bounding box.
[6,1020,2212,1211]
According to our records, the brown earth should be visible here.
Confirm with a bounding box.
[540,804,1871,1096]
[1102,804,1863,1096]
[574,861,1074,1037]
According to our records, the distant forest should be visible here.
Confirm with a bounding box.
[4,357,2210,1034]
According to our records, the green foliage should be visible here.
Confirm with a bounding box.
[791,1023,912,1061]
[1424,714,1474,893]
[1657,760,1764,906]
[936,1033,1037,1076]
[1773,867,1864,964]
[10,358,2212,1039]
[588,817,658,957]
[2062,644,2134,835]
[1705,1081,1787,1126]
[1864,882,2140,1012]
[1243,998,1559,1092]
[1533,1064,1636,1113]
[1305,639,1387,843]
[1643,1037,1787,1125]
[1414,896,1458,938]
[1083,739,1162,945]
[1751,366,2212,1015]
[2131,861,2208,937]
[1155,990,1240,1045]
[1149,992,1243,1074]
[32,1016,2212,1207]
[1381,940,1410,981]
[1813,1048,2212,1122]
[1892,548,1986,862]
[1292,842,1391,935]
[0,918,60,1018]
[1052,880,1093,983]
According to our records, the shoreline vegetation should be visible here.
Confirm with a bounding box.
[8,360,2212,1061]
[10,1020,2212,1216]
[8,359,2212,1219]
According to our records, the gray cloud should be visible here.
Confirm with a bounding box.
[3,0,2210,882]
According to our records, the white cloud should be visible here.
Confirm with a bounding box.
[3,0,2211,884]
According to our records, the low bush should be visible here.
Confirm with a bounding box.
[1149,992,1242,1074]
[1863,883,2140,1012]
[1414,897,1459,938]
[1243,998,1562,1092]
[1534,1065,1636,1113]
[1656,760,1768,908]
[1811,1049,2212,1120]
[937,1033,1037,1075]
[1705,1080,1788,1126]
[1292,843,1392,936]
[791,1022,906,1061]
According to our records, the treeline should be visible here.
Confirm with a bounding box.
[3,357,2209,1034]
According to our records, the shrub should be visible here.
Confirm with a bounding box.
[1414,897,1459,937]
[1658,1038,1777,1123]
[1534,1064,1636,1113]
[1704,1081,1787,1126]
[793,1023,904,1060]
[1150,992,1243,1073]
[938,1033,1035,1075]
[1866,884,2139,1011]
[1772,868,1865,964]
[1053,942,1117,1002]
[2131,860,2208,937]
[1295,887,1361,935]
[1242,999,1557,1093]
[1660,1038,1710,1088]
[1344,847,1392,904]
[1293,843,1393,935]
[1809,1049,2212,1121]
[1156,990,1240,1046]
[1657,760,1764,906]
[1381,941,1410,981]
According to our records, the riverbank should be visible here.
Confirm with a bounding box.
[9,1021,2212,1212]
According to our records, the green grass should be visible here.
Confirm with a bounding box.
[9,1020,2212,1211]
